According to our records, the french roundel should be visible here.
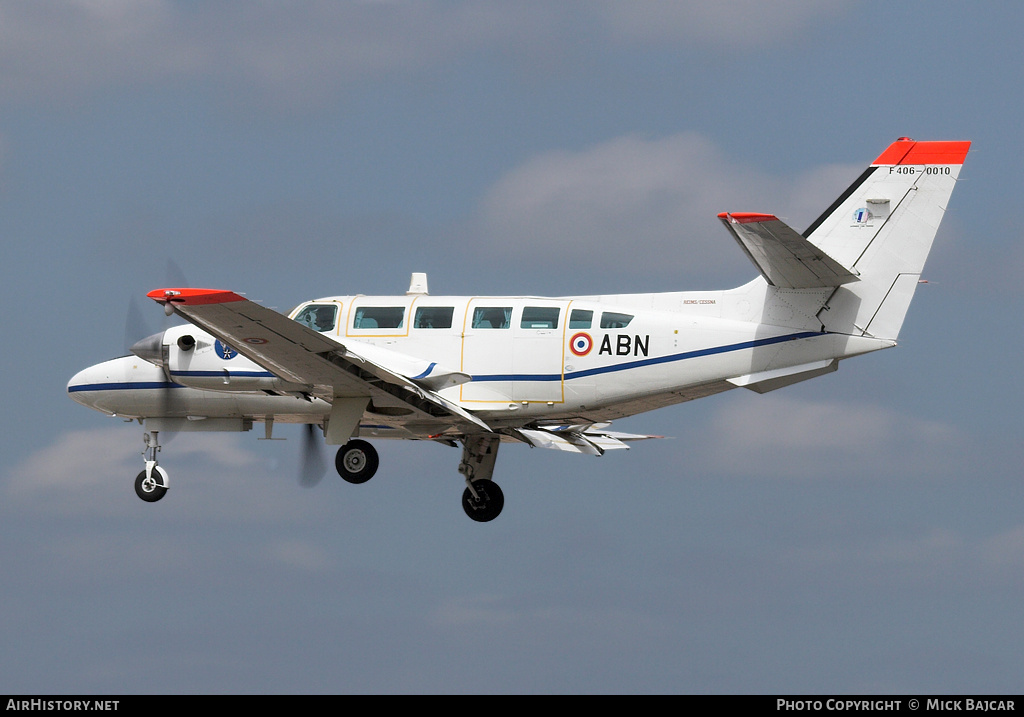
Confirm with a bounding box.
[569,332,593,357]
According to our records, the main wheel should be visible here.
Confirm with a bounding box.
[462,479,504,522]
[335,439,379,484]
[135,467,168,503]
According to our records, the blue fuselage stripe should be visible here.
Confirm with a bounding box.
[69,332,823,391]
[470,331,822,382]
[68,381,184,393]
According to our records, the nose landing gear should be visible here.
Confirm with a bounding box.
[135,431,168,502]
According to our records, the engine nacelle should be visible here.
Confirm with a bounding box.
[163,325,305,393]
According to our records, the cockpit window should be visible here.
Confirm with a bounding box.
[294,304,338,332]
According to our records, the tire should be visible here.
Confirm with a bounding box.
[135,467,168,502]
[335,439,379,484]
[462,479,504,522]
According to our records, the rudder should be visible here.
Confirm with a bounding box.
[809,138,970,340]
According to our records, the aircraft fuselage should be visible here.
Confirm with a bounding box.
[69,282,891,438]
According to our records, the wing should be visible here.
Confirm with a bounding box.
[147,288,490,441]
[718,212,859,289]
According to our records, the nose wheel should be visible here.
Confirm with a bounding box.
[135,466,168,502]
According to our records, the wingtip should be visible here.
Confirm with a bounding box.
[146,288,246,306]
[718,212,779,224]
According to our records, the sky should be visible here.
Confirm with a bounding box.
[1,0,1022,695]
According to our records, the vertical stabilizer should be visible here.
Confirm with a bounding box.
[807,138,970,340]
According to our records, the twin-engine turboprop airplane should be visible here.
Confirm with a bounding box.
[68,138,970,521]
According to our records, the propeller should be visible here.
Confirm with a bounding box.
[299,423,327,488]
[123,295,150,356]
[123,259,191,436]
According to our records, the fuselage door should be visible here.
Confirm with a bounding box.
[460,300,515,403]
[512,302,566,403]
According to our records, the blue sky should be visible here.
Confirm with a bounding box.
[2,1,1022,694]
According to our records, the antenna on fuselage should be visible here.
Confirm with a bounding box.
[407,272,429,295]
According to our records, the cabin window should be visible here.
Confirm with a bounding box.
[294,304,338,332]
[521,306,560,329]
[353,306,405,329]
[600,311,634,329]
[472,307,512,329]
[414,306,454,329]
[569,309,593,329]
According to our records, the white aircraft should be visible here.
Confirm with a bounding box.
[68,137,970,521]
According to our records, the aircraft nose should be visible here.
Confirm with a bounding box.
[67,364,103,408]
[130,331,165,366]
[66,356,136,415]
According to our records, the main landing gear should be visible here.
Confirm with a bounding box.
[135,431,168,502]
[334,435,506,522]
[458,435,503,523]
[335,439,379,484]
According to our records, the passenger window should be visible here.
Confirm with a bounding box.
[472,307,512,329]
[521,306,560,329]
[600,312,633,329]
[353,306,405,329]
[414,307,454,329]
[569,309,593,329]
[294,304,338,332]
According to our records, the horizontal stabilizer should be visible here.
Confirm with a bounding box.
[513,425,663,455]
[718,212,859,289]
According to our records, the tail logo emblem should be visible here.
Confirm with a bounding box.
[214,339,238,360]
[852,207,874,225]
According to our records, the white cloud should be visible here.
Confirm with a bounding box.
[9,427,150,495]
[0,1,542,104]
[9,427,259,490]
[596,0,850,48]
[6,426,269,515]
[0,1,851,106]
[698,393,962,479]
[475,132,861,283]
[0,0,194,101]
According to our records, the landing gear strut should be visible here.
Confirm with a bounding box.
[135,431,168,502]
[459,435,503,522]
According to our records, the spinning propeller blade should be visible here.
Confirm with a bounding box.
[123,295,150,356]
[299,423,327,488]
[122,259,192,431]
